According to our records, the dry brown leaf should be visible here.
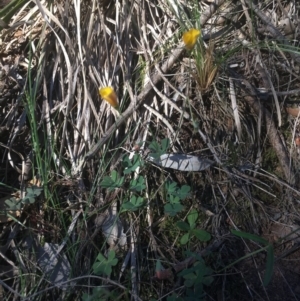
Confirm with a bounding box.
[286,107,300,117]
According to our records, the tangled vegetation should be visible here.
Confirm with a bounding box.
[1,0,300,300]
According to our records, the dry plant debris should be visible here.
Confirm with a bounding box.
[0,0,300,300]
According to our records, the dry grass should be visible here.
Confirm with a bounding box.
[1,0,300,300]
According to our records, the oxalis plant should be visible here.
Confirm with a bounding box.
[92,138,274,300]
[3,186,43,213]
[95,138,215,299]
[99,138,191,214]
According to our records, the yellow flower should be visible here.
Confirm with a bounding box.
[99,87,119,109]
[182,28,201,50]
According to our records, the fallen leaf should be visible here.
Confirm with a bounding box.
[147,153,214,171]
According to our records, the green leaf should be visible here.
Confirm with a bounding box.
[264,244,274,286]
[129,176,146,192]
[95,252,105,262]
[108,250,116,261]
[148,141,161,159]
[165,182,190,200]
[92,250,118,276]
[111,170,118,182]
[161,138,170,153]
[123,154,142,174]
[4,197,22,211]
[193,272,205,286]
[176,221,190,231]
[183,273,196,280]
[100,176,114,188]
[164,203,184,216]
[191,229,211,242]
[129,195,144,208]
[165,181,178,194]
[100,170,124,191]
[3,186,43,210]
[149,138,170,159]
[184,277,195,288]
[187,209,198,229]
[121,202,135,211]
[26,186,43,198]
[180,233,190,245]
[122,195,144,212]
[148,140,160,152]
[22,197,35,204]
[177,185,191,200]
[168,195,180,204]
[0,0,29,29]
[184,250,204,262]
[231,229,268,245]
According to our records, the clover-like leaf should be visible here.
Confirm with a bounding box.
[164,203,184,216]
[161,138,170,153]
[100,170,124,191]
[92,250,118,276]
[26,186,43,198]
[123,154,142,175]
[180,233,190,245]
[168,195,180,204]
[129,176,146,192]
[191,229,211,242]
[165,182,190,200]
[165,181,178,195]
[148,141,161,160]
[23,187,42,204]
[4,197,22,211]
[122,195,144,212]
[176,221,190,232]
[187,209,198,229]
[149,138,170,159]
[22,196,35,204]
[183,272,196,287]
[176,185,191,200]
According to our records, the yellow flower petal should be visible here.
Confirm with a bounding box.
[182,28,201,50]
[99,87,119,109]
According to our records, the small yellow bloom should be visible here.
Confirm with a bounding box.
[182,28,201,50]
[99,87,119,109]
